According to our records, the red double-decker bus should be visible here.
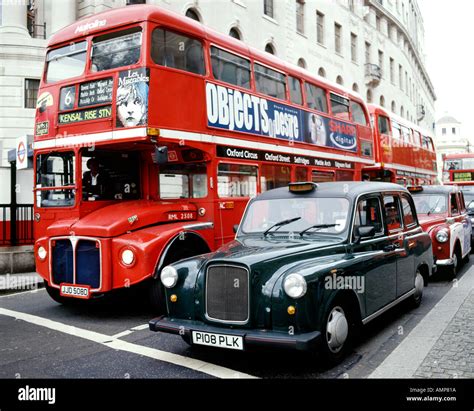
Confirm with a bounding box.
[442,153,474,206]
[363,104,437,186]
[33,5,374,307]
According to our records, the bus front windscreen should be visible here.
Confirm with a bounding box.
[46,41,87,83]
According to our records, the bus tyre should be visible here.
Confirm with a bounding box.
[44,281,79,305]
[318,298,354,366]
[410,270,424,308]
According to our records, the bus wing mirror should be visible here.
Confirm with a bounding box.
[154,146,168,165]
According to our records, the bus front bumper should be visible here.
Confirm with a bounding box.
[149,316,321,352]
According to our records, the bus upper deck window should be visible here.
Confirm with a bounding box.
[350,100,367,126]
[305,83,328,113]
[91,27,142,72]
[378,115,390,135]
[330,93,350,121]
[46,41,87,83]
[151,28,205,75]
[210,46,251,89]
[254,63,286,101]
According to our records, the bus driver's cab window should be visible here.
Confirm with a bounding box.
[81,150,140,201]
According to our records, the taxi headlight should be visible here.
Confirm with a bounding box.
[161,265,178,288]
[436,230,449,243]
[121,249,135,265]
[283,273,307,299]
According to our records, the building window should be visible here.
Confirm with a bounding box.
[264,0,274,18]
[334,23,342,54]
[352,83,359,92]
[389,57,394,83]
[265,43,276,55]
[365,42,371,65]
[380,95,385,107]
[316,11,325,45]
[318,67,326,78]
[378,50,384,77]
[185,8,201,22]
[229,27,242,40]
[391,101,396,113]
[296,0,305,34]
[452,128,456,135]
[400,106,405,118]
[376,15,381,31]
[25,79,40,109]
[351,33,357,63]
[336,75,344,86]
[366,89,372,103]
[399,64,403,90]
[297,57,307,68]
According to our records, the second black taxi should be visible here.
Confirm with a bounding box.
[149,182,434,364]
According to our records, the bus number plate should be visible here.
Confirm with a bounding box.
[167,212,196,221]
[59,283,91,299]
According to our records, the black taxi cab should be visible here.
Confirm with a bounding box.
[149,182,434,364]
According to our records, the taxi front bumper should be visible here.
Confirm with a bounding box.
[149,316,321,352]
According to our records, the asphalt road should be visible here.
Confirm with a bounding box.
[0,261,471,379]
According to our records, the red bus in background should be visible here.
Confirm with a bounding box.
[363,104,437,186]
[442,153,474,210]
[33,5,374,307]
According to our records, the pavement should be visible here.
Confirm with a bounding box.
[369,262,474,378]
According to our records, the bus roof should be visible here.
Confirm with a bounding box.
[48,4,364,104]
[443,153,474,160]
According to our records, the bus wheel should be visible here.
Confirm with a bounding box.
[44,281,79,305]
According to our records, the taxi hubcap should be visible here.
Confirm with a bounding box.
[414,272,424,300]
[326,306,349,353]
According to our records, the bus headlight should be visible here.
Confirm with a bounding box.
[436,229,449,243]
[161,266,178,288]
[121,249,135,266]
[283,273,307,299]
[37,246,47,261]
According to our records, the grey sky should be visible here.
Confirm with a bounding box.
[419,0,474,127]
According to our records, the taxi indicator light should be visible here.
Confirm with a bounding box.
[289,182,317,193]
[287,306,296,315]
[170,294,178,303]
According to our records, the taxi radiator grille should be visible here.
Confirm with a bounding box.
[206,265,249,323]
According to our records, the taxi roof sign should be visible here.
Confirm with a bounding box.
[288,182,317,193]
[407,185,423,193]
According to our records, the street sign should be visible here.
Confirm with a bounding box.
[16,136,30,170]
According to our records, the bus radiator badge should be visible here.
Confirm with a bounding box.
[128,215,139,225]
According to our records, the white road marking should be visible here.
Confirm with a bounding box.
[0,307,257,379]
[0,288,46,298]
[131,324,149,331]
[110,330,133,339]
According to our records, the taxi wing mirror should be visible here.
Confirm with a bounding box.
[354,226,376,243]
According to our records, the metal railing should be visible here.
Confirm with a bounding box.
[0,204,34,246]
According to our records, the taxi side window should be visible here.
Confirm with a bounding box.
[401,195,416,227]
[450,193,459,215]
[383,195,402,232]
[354,197,383,238]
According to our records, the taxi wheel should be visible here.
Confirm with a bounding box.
[410,270,424,308]
[319,299,354,366]
[44,281,79,305]
[447,247,461,280]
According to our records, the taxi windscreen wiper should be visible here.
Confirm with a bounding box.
[299,224,337,236]
[263,217,301,237]
[427,197,441,216]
